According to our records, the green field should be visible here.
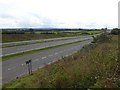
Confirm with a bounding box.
[2,30,101,43]
[3,34,119,88]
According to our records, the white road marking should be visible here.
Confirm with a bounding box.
[21,64,25,66]
[8,68,11,70]
[52,60,56,63]
[8,66,16,70]
[42,56,46,59]
[47,62,52,65]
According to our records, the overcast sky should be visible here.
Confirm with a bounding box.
[0,0,119,29]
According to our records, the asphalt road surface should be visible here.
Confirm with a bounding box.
[2,35,92,56]
[3,39,92,84]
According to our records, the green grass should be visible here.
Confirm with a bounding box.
[2,30,101,43]
[61,30,101,34]
[2,32,78,43]
[2,39,89,60]
[3,35,119,88]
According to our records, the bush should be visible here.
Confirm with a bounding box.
[111,28,119,35]
[92,33,112,43]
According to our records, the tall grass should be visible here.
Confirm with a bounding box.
[3,35,119,88]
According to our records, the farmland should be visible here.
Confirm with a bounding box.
[2,29,101,42]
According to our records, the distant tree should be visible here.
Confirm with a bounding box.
[101,28,108,34]
[29,28,35,34]
[2,30,25,34]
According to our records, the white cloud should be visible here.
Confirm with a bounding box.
[0,0,119,29]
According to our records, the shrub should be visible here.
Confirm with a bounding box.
[92,33,112,43]
[111,28,119,35]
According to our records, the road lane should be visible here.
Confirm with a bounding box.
[2,36,92,56]
[3,40,92,83]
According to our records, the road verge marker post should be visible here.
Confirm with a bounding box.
[26,60,32,75]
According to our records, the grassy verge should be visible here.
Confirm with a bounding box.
[2,39,89,60]
[3,35,119,88]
